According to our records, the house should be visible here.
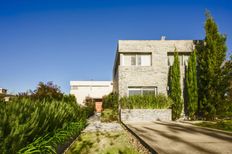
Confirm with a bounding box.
[0,88,13,101]
[0,88,7,94]
[113,37,197,97]
[70,81,113,105]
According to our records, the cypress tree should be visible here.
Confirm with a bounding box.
[220,55,232,117]
[197,11,227,120]
[169,49,182,120]
[186,50,198,119]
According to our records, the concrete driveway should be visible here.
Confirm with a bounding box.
[125,121,232,154]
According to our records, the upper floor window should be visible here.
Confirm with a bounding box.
[168,53,190,66]
[122,53,151,66]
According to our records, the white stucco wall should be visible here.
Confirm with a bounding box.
[70,81,113,105]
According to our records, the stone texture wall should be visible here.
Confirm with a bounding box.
[113,40,195,97]
[121,109,172,122]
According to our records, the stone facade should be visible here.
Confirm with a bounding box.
[121,109,172,122]
[113,40,195,97]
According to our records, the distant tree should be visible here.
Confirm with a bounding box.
[197,11,227,120]
[32,81,64,101]
[186,50,198,119]
[169,49,183,120]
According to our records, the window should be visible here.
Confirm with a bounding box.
[168,53,190,66]
[71,86,78,90]
[128,87,157,96]
[122,53,151,66]
[131,55,136,65]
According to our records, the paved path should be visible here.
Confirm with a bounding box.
[125,121,232,154]
[83,114,123,132]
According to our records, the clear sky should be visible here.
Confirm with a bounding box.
[0,0,231,94]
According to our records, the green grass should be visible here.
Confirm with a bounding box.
[101,109,118,122]
[195,120,232,132]
[65,131,141,154]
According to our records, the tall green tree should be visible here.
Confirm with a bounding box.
[197,11,227,120]
[220,55,232,117]
[169,50,183,120]
[186,50,198,119]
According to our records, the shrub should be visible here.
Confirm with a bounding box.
[120,94,173,109]
[101,93,119,122]
[18,120,86,154]
[83,97,95,118]
[0,97,92,154]
[101,109,118,122]
[102,92,118,110]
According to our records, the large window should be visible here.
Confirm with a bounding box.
[122,53,151,66]
[128,87,157,96]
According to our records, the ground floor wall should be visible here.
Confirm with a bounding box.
[121,109,172,122]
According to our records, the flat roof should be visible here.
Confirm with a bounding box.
[70,81,112,86]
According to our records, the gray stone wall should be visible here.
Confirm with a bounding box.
[121,109,172,122]
[113,40,195,97]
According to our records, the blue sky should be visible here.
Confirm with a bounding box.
[0,0,231,94]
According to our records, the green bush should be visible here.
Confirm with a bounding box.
[83,97,95,116]
[101,109,118,122]
[102,92,118,110]
[18,120,86,154]
[101,93,119,122]
[0,97,93,154]
[120,94,173,109]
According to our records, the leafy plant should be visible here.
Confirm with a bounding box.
[18,121,86,154]
[101,109,118,122]
[102,92,118,111]
[120,94,172,109]
[0,96,93,154]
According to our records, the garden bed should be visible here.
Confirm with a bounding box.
[64,131,142,154]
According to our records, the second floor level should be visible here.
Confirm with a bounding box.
[113,39,199,78]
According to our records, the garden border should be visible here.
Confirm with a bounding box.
[121,122,157,154]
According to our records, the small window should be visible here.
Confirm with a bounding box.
[137,55,141,65]
[131,55,136,65]
[71,86,78,90]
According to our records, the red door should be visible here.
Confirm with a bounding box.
[95,101,102,112]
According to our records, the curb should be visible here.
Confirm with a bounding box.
[121,122,158,154]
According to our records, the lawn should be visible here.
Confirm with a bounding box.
[65,131,141,154]
[195,120,232,132]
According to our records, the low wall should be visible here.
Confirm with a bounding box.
[121,109,172,122]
